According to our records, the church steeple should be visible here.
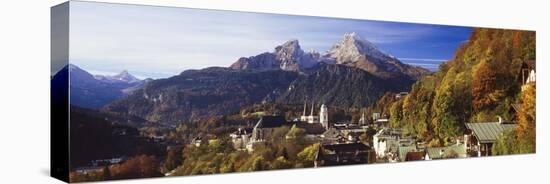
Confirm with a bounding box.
[360,110,366,125]
[320,104,328,129]
[303,97,307,117]
[310,100,315,116]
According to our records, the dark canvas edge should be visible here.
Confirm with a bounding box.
[51,1,70,183]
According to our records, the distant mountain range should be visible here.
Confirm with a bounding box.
[63,64,150,109]
[230,32,429,79]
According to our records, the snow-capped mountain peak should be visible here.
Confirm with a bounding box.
[317,32,429,79]
[112,70,140,83]
[325,32,394,64]
[274,39,304,62]
[94,70,141,84]
[230,39,319,72]
[326,32,390,63]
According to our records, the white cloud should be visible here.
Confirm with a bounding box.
[398,58,449,62]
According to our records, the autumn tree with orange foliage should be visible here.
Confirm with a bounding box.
[472,60,499,112]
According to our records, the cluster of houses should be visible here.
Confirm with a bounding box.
[371,127,469,162]
[222,109,515,168]
[224,99,528,167]
[191,106,527,168]
[226,100,377,167]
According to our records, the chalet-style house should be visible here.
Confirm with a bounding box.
[465,117,517,156]
[314,143,373,167]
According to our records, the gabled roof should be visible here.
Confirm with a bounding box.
[466,122,517,143]
[426,144,466,159]
[255,116,291,128]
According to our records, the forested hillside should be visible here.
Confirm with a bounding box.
[386,28,535,146]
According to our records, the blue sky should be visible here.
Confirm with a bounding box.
[68,1,472,79]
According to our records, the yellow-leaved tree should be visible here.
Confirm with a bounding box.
[516,84,536,153]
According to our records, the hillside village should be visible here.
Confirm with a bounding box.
[66,28,536,182]
[179,59,535,169]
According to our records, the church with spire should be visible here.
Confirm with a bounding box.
[300,99,329,129]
